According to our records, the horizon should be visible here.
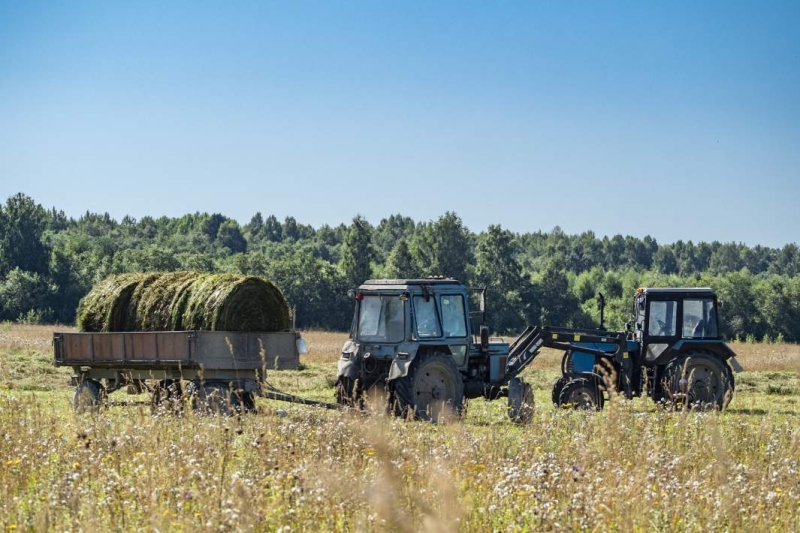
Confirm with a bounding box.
[7,189,797,250]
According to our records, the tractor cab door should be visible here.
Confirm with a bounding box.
[642,296,680,364]
[681,298,720,339]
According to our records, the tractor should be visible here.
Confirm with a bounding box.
[335,279,741,421]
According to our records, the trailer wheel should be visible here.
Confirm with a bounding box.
[663,352,734,410]
[557,377,604,410]
[508,377,535,424]
[191,382,251,416]
[392,352,464,423]
[150,380,184,415]
[73,379,106,413]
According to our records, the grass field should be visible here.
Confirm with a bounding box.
[1,325,799,531]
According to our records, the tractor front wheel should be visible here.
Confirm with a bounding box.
[392,352,464,422]
[508,377,535,424]
[335,376,362,407]
[557,377,604,410]
[551,375,569,406]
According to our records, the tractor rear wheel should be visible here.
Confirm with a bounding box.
[392,352,464,422]
[663,352,734,410]
[557,377,604,410]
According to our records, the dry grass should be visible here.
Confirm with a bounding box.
[729,341,800,372]
[1,324,799,531]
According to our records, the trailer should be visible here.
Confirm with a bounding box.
[54,330,306,413]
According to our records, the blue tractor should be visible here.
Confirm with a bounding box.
[336,280,741,421]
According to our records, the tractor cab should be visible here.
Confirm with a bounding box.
[633,287,725,366]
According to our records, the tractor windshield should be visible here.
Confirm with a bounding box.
[683,299,719,338]
[357,295,405,343]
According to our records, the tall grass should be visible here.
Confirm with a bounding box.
[0,326,798,531]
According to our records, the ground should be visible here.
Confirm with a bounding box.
[1,324,799,531]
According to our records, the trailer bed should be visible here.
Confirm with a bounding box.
[54,330,300,371]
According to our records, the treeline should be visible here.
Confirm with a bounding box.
[1,193,799,341]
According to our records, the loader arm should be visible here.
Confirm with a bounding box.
[504,326,629,383]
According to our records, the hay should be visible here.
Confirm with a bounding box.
[76,273,149,332]
[77,272,291,333]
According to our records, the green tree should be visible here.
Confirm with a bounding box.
[244,212,264,242]
[216,220,247,253]
[531,259,585,327]
[652,247,678,274]
[384,238,416,279]
[339,216,374,287]
[373,214,416,261]
[283,216,300,243]
[0,268,54,322]
[474,225,531,332]
[264,215,283,242]
[411,212,472,282]
[267,250,350,329]
[0,193,50,276]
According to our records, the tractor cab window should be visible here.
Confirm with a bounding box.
[648,300,677,337]
[634,295,646,333]
[357,295,405,343]
[683,299,718,338]
[441,294,467,337]
[414,295,442,338]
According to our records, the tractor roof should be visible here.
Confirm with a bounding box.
[639,287,715,295]
[359,278,465,291]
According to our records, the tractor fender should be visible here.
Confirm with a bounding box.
[337,357,359,379]
[337,339,359,379]
[670,340,743,372]
[387,343,420,381]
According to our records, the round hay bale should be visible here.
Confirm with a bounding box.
[130,272,196,331]
[179,274,290,332]
[77,272,291,332]
[77,273,148,332]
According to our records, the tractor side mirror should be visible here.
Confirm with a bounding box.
[480,325,490,353]
[347,289,356,299]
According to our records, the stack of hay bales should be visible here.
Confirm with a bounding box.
[77,272,290,332]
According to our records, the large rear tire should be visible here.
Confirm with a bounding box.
[663,352,734,410]
[392,352,464,422]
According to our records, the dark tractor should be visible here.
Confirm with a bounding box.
[546,287,742,410]
[335,279,535,423]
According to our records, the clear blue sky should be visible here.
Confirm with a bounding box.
[1,1,798,247]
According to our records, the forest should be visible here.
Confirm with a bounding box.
[1,192,798,341]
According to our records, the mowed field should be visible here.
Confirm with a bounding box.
[1,324,799,531]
